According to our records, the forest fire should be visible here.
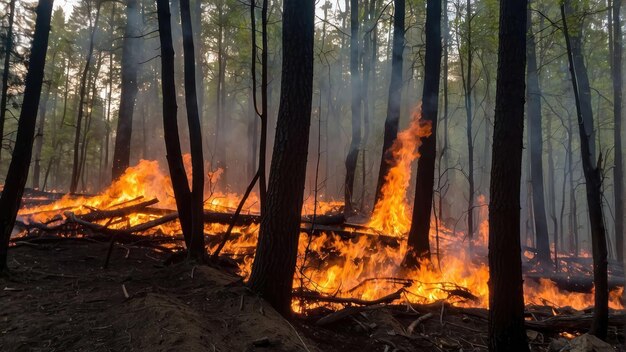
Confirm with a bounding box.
[15,123,624,314]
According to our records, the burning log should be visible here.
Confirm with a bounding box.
[524,312,626,333]
[78,198,159,222]
[525,272,625,293]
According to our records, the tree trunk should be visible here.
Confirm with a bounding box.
[344,0,361,215]
[403,0,440,268]
[546,115,559,265]
[70,2,101,193]
[561,1,609,340]
[375,0,404,206]
[32,69,53,190]
[247,0,314,316]
[611,0,623,264]
[180,0,206,260]
[0,0,53,272]
[487,0,529,348]
[463,0,475,251]
[111,0,141,180]
[440,0,450,221]
[259,0,268,212]
[526,5,552,267]
[156,0,193,248]
[0,0,16,162]
[214,2,227,185]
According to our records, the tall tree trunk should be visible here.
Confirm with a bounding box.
[260,0,268,212]
[0,0,16,162]
[440,0,450,221]
[32,64,54,190]
[561,1,609,339]
[488,0,529,348]
[103,4,116,185]
[180,0,205,260]
[374,0,404,205]
[156,0,193,248]
[70,2,101,193]
[611,0,623,264]
[526,5,552,266]
[0,0,53,272]
[214,2,227,185]
[344,0,361,215]
[111,0,141,180]
[463,0,475,251]
[403,0,440,268]
[192,0,204,124]
[247,0,314,316]
[546,115,558,264]
[565,114,579,255]
[360,0,374,208]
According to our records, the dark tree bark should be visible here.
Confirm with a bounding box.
[561,2,609,340]
[32,68,53,190]
[546,114,559,263]
[611,0,623,264]
[0,0,16,162]
[156,0,193,248]
[214,1,228,185]
[247,0,314,316]
[403,0,440,268]
[344,0,361,215]
[487,0,529,348]
[260,0,268,212]
[439,0,451,221]
[526,5,552,267]
[374,0,404,206]
[461,0,475,250]
[111,0,141,180]
[70,2,101,193]
[180,0,205,260]
[0,0,54,272]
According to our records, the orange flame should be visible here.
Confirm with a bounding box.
[15,114,624,313]
[368,106,432,236]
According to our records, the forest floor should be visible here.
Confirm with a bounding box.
[0,240,624,351]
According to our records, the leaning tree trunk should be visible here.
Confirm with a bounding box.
[70,3,101,193]
[155,0,193,247]
[111,0,141,180]
[611,0,623,264]
[180,0,205,260]
[488,0,529,348]
[344,0,361,215]
[0,0,16,162]
[374,0,404,206]
[526,5,552,267]
[0,0,54,272]
[247,0,314,317]
[403,0,440,268]
[561,1,609,340]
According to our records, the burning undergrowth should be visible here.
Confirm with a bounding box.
[13,108,625,315]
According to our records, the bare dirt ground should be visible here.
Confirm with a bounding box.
[1,240,624,351]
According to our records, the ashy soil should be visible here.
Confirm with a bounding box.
[1,240,321,351]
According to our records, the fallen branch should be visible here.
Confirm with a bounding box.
[294,288,404,307]
[315,304,388,326]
